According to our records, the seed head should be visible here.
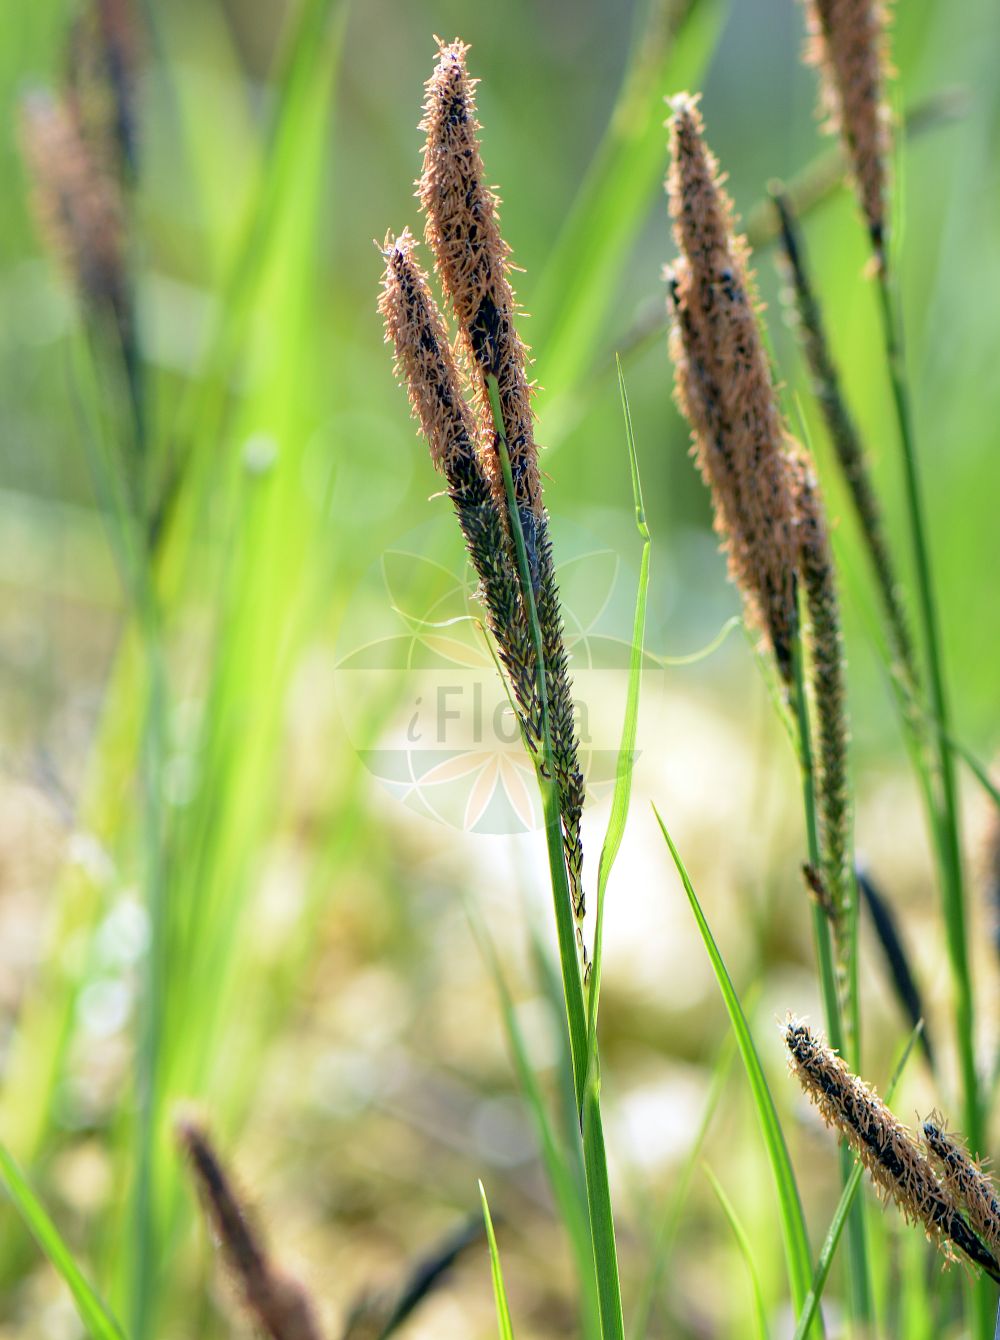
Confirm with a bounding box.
[67,0,141,183]
[383,42,588,947]
[19,88,130,342]
[790,451,851,948]
[378,230,543,747]
[177,1119,325,1340]
[784,1020,1000,1280]
[666,94,799,681]
[923,1116,1000,1254]
[801,0,890,262]
[418,38,541,525]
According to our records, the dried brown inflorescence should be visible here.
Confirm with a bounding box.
[418,38,540,529]
[385,39,587,929]
[800,0,890,262]
[20,88,130,342]
[784,1020,1000,1280]
[790,452,851,952]
[665,94,800,682]
[177,1119,326,1340]
[67,0,141,184]
[923,1116,1000,1254]
[378,230,542,746]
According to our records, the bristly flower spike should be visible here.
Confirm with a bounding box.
[923,1116,1000,1254]
[67,0,141,184]
[177,1118,326,1340]
[784,1019,1000,1281]
[665,93,800,683]
[19,88,130,345]
[416,40,587,929]
[790,450,851,955]
[800,0,890,266]
[378,229,542,747]
[418,37,541,544]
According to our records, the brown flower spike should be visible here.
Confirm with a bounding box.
[923,1116,1000,1255]
[666,94,799,681]
[405,39,587,928]
[784,1020,1000,1280]
[378,230,542,747]
[20,89,130,343]
[66,0,141,183]
[418,38,541,530]
[178,1119,325,1340]
[790,452,851,950]
[801,0,890,261]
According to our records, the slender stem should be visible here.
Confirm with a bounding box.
[488,374,624,1340]
[874,270,979,1153]
[485,376,587,1109]
[791,636,873,1327]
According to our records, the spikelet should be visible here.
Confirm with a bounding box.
[177,1119,326,1340]
[378,230,542,747]
[790,450,851,953]
[19,89,130,343]
[66,0,141,184]
[665,95,800,682]
[418,38,540,531]
[800,0,890,262]
[414,39,586,926]
[773,189,916,685]
[923,1116,1000,1254]
[784,1020,1000,1280]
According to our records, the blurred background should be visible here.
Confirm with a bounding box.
[2,0,1000,1336]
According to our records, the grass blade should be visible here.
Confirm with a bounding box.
[791,1021,924,1340]
[0,1144,125,1340]
[479,1181,515,1340]
[704,1166,771,1340]
[535,0,729,441]
[586,357,650,1053]
[652,806,820,1336]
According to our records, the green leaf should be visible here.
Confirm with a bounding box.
[653,807,821,1337]
[479,1181,515,1340]
[586,358,650,1055]
[704,1166,771,1340]
[534,0,730,443]
[0,1144,126,1340]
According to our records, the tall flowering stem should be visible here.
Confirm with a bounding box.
[379,41,625,1340]
[665,95,872,1322]
[801,0,979,1162]
[419,40,587,934]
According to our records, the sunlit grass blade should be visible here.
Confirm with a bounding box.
[0,1144,126,1340]
[586,356,651,1054]
[704,1166,771,1340]
[652,806,820,1336]
[479,1181,515,1340]
[791,1020,924,1340]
